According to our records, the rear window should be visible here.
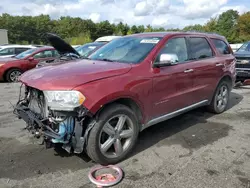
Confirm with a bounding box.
[188,37,213,60]
[211,39,231,55]
[15,48,30,54]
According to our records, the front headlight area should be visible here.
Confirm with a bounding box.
[43,90,86,111]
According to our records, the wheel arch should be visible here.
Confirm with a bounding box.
[209,74,233,103]
[218,75,233,90]
[93,97,144,125]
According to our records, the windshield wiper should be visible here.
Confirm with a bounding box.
[98,58,114,62]
[81,57,90,59]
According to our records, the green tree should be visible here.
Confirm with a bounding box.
[238,12,250,41]
[183,24,205,31]
[137,25,145,33]
[216,9,239,43]
[131,25,138,33]
[204,17,217,32]
[145,24,153,32]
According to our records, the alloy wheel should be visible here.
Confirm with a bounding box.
[99,114,135,159]
[9,70,21,82]
[216,85,228,111]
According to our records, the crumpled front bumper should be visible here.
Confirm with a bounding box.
[14,103,62,140]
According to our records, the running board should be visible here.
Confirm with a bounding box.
[141,100,209,131]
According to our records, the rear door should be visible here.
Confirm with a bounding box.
[210,38,235,77]
[151,36,195,119]
[187,37,222,103]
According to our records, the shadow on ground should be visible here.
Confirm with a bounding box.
[131,92,243,158]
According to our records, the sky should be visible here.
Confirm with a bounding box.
[0,0,249,28]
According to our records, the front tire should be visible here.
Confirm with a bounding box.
[86,104,139,165]
[208,81,230,114]
[5,68,22,82]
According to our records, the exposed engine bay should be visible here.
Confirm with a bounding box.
[37,53,80,67]
[14,84,95,153]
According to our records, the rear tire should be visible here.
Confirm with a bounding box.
[86,104,139,165]
[207,81,230,114]
[5,68,22,82]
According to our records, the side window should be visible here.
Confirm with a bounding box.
[155,37,188,63]
[16,48,30,54]
[34,50,53,59]
[188,37,213,60]
[211,39,231,55]
[0,48,15,56]
[51,50,60,57]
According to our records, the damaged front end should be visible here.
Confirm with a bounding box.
[14,84,95,153]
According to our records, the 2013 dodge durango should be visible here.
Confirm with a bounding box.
[14,32,236,164]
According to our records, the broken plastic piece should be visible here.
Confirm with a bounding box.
[88,165,123,187]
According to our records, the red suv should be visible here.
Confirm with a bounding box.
[14,32,236,164]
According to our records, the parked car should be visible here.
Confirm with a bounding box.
[14,32,236,164]
[0,46,59,82]
[0,45,38,58]
[36,33,110,67]
[95,35,121,42]
[234,41,250,83]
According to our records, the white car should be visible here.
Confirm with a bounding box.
[0,45,38,58]
[95,36,121,42]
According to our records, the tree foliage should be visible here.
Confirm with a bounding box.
[0,9,250,45]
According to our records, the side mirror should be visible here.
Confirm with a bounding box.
[28,57,34,61]
[154,54,179,68]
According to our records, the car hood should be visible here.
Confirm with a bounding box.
[46,33,81,57]
[234,51,250,57]
[20,59,132,90]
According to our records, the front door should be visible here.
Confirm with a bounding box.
[27,49,58,70]
[151,37,195,119]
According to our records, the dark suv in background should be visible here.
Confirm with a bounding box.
[15,32,236,164]
[234,41,250,82]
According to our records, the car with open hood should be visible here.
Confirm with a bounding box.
[14,32,235,164]
[234,41,250,83]
[0,46,59,82]
[36,34,117,68]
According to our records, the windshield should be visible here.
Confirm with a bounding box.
[237,42,250,52]
[15,48,37,59]
[89,37,162,64]
[76,43,104,57]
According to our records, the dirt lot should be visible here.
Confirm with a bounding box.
[0,83,250,188]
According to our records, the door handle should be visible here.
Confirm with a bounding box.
[184,69,193,73]
[216,63,223,67]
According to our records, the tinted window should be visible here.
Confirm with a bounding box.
[89,37,162,64]
[16,48,37,59]
[211,39,231,55]
[15,48,30,54]
[0,48,15,56]
[155,37,188,63]
[76,43,104,57]
[189,37,213,60]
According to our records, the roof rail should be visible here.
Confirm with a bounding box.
[185,30,225,37]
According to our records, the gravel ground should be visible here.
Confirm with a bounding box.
[0,83,250,188]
